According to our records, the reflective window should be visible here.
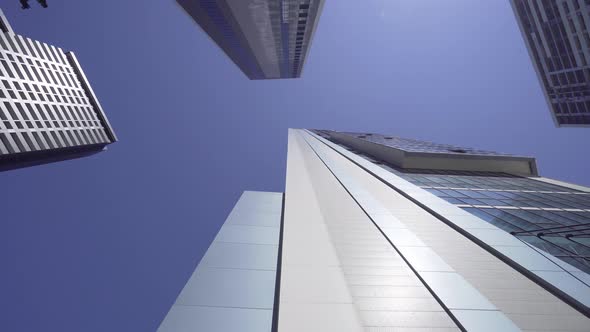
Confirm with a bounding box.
[328,134,590,275]
[376,162,590,274]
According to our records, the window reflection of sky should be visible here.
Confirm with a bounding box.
[369,157,590,275]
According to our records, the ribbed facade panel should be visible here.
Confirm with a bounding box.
[0,9,116,170]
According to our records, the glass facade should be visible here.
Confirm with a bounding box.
[511,0,590,125]
[317,130,590,276]
[176,0,324,79]
[373,164,590,275]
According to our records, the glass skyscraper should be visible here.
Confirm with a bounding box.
[158,129,590,331]
[0,9,116,171]
[176,0,325,79]
[511,0,590,126]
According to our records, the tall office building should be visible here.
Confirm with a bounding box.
[176,0,325,79]
[158,129,590,331]
[511,0,590,126]
[0,9,116,171]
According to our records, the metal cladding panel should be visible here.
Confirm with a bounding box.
[174,267,277,308]
[279,130,364,331]
[299,130,519,331]
[158,306,272,332]
[199,241,279,270]
[176,0,324,79]
[279,129,461,331]
[157,191,283,332]
[305,129,590,327]
[0,9,116,171]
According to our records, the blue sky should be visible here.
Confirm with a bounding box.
[0,1,588,331]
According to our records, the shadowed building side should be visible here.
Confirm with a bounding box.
[176,0,324,80]
[19,0,49,9]
[510,0,590,127]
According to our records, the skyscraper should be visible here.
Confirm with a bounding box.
[158,129,590,331]
[0,9,116,171]
[511,0,590,126]
[176,0,325,79]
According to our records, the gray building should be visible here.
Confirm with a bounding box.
[176,0,324,79]
[158,129,590,331]
[0,9,116,171]
[511,0,590,126]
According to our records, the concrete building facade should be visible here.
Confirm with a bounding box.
[159,129,590,331]
[511,0,590,126]
[0,9,116,171]
[176,0,324,79]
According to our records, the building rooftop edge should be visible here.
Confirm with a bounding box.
[313,129,539,176]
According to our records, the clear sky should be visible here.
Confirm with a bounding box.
[0,1,588,331]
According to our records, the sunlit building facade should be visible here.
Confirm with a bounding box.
[0,9,116,171]
[511,0,590,126]
[176,0,325,79]
[159,129,590,331]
